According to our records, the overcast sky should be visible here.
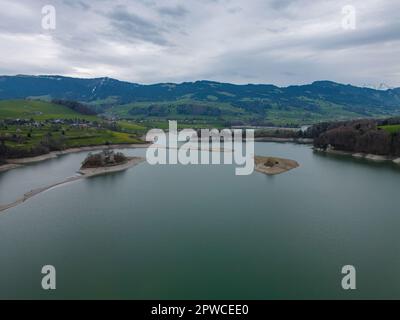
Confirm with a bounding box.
[0,0,399,87]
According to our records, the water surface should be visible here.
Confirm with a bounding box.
[0,143,400,299]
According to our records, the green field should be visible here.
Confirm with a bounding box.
[1,125,142,150]
[379,124,400,134]
[117,120,147,131]
[0,100,98,121]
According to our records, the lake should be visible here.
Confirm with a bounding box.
[0,142,400,299]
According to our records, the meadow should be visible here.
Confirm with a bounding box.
[0,100,98,121]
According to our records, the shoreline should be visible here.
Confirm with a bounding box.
[0,157,145,214]
[0,143,149,172]
[255,137,313,144]
[314,148,400,165]
[78,157,145,177]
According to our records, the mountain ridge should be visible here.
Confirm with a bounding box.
[1,75,400,125]
[4,74,400,91]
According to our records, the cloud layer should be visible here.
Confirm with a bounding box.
[0,0,399,87]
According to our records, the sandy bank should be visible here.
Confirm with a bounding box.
[254,156,299,175]
[7,153,59,164]
[0,163,22,173]
[314,148,400,165]
[0,143,149,171]
[0,157,145,214]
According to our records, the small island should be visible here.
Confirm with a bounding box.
[78,149,145,177]
[255,156,299,175]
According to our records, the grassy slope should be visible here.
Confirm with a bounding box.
[0,100,98,121]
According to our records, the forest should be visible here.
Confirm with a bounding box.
[306,118,400,156]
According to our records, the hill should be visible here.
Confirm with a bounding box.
[1,75,400,125]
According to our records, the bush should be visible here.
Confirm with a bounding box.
[81,150,127,168]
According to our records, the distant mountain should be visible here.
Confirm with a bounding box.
[362,82,394,91]
[1,75,400,125]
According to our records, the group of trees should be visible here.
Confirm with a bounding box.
[52,99,98,115]
[129,105,169,117]
[0,140,7,164]
[81,150,127,168]
[307,118,400,156]
[255,128,302,139]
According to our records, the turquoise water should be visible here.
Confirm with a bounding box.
[0,142,400,299]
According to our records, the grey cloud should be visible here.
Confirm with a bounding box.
[0,0,399,87]
[314,22,400,50]
[62,0,90,11]
[107,6,169,45]
[269,0,297,10]
[227,7,242,14]
[158,5,188,17]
